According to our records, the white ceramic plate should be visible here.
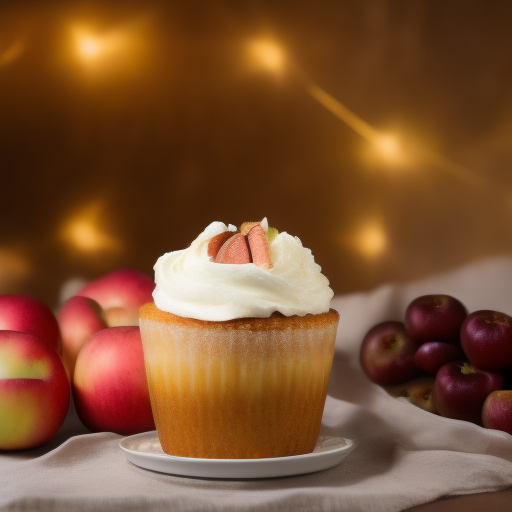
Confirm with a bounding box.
[119,431,357,479]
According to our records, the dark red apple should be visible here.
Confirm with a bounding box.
[434,361,504,424]
[460,310,512,372]
[482,391,512,435]
[360,321,419,386]
[413,341,465,375]
[405,295,467,344]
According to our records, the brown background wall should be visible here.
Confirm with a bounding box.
[1,1,511,307]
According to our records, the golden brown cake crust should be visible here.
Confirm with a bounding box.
[140,302,339,331]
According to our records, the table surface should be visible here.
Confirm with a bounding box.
[404,488,512,511]
[6,260,512,512]
[4,392,510,512]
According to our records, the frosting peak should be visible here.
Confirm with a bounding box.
[152,221,334,321]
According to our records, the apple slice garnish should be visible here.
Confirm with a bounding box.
[208,221,275,268]
[247,224,272,270]
[240,222,260,236]
[207,231,235,259]
[215,234,251,264]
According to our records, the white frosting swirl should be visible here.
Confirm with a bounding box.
[153,221,334,321]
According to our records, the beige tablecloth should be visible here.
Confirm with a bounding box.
[3,256,512,512]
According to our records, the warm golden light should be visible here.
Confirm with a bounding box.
[61,203,120,253]
[353,224,387,258]
[375,134,401,159]
[78,36,101,59]
[71,24,134,67]
[67,19,152,77]
[306,83,406,163]
[249,40,284,71]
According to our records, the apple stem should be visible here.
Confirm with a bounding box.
[460,362,477,375]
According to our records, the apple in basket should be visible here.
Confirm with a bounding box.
[413,341,464,375]
[73,326,155,435]
[58,269,154,378]
[482,391,512,435]
[0,330,70,450]
[460,310,512,372]
[404,294,467,344]
[388,377,438,414]
[359,321,419,386]
[434,361,504,424]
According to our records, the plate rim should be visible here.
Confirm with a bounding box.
[119,430,356,464]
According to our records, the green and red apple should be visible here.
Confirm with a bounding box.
[0,331,70,450]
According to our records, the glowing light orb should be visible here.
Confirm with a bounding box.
[78,36,101,59]
[374,135,401,160]
[354,224,387,258]
[62,204,119,253]
[249,40,284,71]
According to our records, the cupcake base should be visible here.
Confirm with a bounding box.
[139,303,339,459]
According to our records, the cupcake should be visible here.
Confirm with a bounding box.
[139,219,338,459]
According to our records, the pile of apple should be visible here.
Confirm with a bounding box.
[360,294,512,434]
[0,269,156,450]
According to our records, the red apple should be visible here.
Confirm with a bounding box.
[57,296,108,379]
[405,295,467,344]
[482,391,512,435]
[434,361,504,424]
[360,321,420,386]
[76,269,154,327]
[73,326,155,435]
[0,331,70,450]
[0,294,62,353]
[413,341,465,375]
[460,310,512,372]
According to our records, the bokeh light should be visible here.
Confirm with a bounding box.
[248,39,284,72]
[61,203,120,253]
[71,26,124,65]
[67,19,150,77]
[374,135,401,160]
[1,2,511,306]
[77,35,101,60]
[352,224,387,258]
